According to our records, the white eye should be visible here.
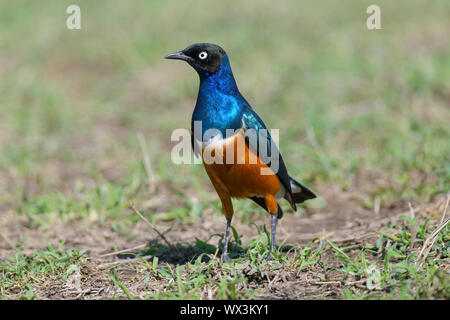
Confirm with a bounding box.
[198,51,208,60]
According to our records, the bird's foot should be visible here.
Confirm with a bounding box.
[221,253,232,263]
[264,252,275,261]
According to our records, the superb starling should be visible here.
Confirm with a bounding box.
[165,43,316,261]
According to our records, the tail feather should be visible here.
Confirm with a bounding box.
[249,177,315,220]
[288,177,317,204]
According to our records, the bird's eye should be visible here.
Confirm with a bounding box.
[198,51,208,60]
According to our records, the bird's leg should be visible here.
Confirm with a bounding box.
[221,218,232,263]
[270,213,277,253]
[265,214,277,260]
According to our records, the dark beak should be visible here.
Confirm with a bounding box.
[164,51,192,62]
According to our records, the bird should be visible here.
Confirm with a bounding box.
[165,43,316,262]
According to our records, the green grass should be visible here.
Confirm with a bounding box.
[0,242,85,300]
[0,0,449,299]
[104,215,448,300]
[0,211,448,299]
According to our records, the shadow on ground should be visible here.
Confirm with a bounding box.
[116,232,297,265]
[116,235,244,264]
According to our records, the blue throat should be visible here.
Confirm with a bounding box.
[198,54,238,94]
[192,54,246,140]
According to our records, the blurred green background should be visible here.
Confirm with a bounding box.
[0,0,449,224]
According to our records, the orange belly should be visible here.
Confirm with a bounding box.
[201,131,280,208]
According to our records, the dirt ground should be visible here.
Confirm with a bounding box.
[1,177,447,300]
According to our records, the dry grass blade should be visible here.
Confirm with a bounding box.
[374,197,380,216]
[137,133,158,194]
[98,255,154,269]
[416,194,450,266]
[0,233,15,249]
[129,203,178,252]
[416,217,449,266]
[439,193,449,225]
[312,281,341,285]
[98,244,148,258]
[408,202,418,250]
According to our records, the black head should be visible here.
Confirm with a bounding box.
[165,43,226,74]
